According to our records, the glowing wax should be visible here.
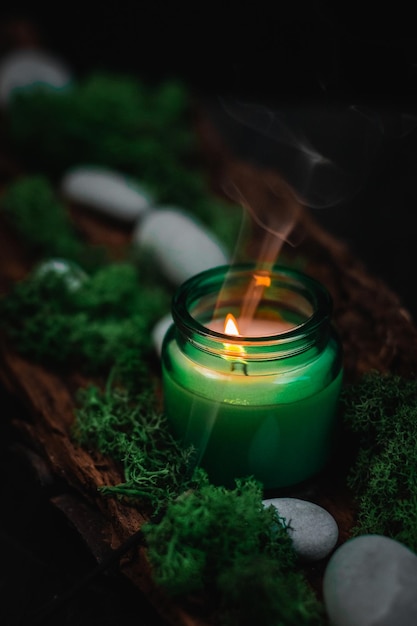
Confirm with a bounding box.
[162,265,343,490]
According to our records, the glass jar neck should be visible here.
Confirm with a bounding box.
[172,264,332,361]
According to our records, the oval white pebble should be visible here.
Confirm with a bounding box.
[0,49,72,105]
[263,497,339,561]
[323,534,417,626]
[152,312,173,357]
[133,208,229,285]
[61,166,154,222]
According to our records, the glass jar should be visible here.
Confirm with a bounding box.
[161,264,343,490]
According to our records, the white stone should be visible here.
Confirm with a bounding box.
[33,258,88,291]
[263,497,339,561]
[152,312,173,357]
[323,534,417,626]
[0,49,72,105]
[133,208,229,285]
[61,166,154,222]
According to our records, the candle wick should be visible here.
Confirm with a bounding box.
[231,362,248,376]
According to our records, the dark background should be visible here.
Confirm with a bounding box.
[1,5,417,625]
[2,4,417,317]
[11,3,415,317]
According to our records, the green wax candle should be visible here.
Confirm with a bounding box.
[162,264,343,490]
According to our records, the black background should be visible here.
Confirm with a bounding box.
[1,4,417,625]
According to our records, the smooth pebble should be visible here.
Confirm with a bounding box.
[133,208,229,285]
[61,166,154,222]
[0,49,72,105]
[263,497,339,561]
[323,534,417,626]
[152,312,173,357]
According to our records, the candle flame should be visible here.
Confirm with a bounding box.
[223,313,245,368]
[224,313,240,336]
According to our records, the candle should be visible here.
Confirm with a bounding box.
[161,264,343,490]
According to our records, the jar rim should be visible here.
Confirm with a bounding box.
[172,264,332,355]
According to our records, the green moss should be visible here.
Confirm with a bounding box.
[342,371,417,550]
[0,261,170,390]
[143,476,327,624]
[9,74,193,179]
[143,476,293,595]
[74,379,197,512]
[0,175,102,267]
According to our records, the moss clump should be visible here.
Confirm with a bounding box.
[0,175,103,267]
[342,371,417,550]
[8,74,193,182]
[0,261,169,390]
[74,379,197,512]
[143,476,327,625]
